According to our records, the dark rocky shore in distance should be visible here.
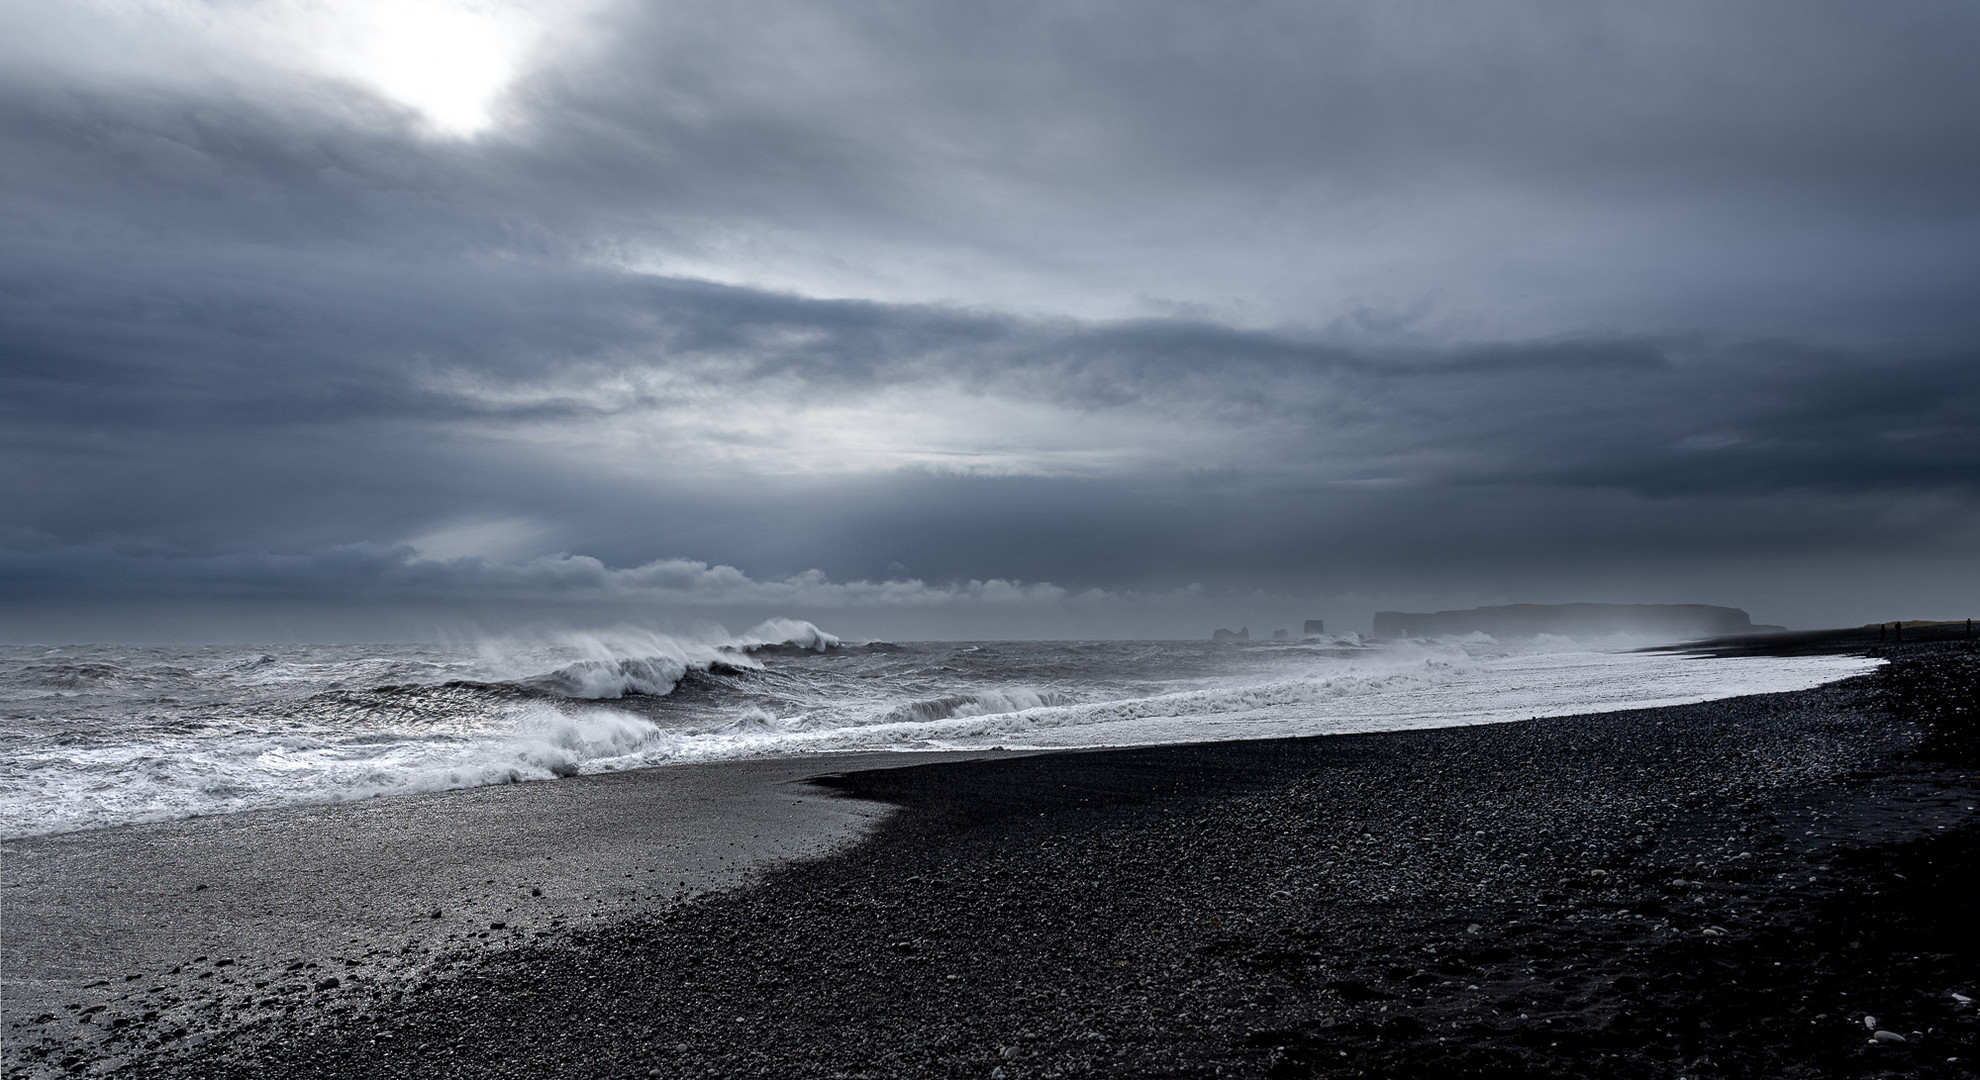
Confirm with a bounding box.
[12,639,1979,1079]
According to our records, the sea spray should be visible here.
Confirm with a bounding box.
[0,631,1879,839]
[475,619,841,699]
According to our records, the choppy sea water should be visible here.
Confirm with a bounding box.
[0,620,1879,839]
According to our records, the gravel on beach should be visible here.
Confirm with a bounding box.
[12,638,1978,1079]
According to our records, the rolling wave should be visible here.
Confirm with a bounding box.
[0,626,1879,839]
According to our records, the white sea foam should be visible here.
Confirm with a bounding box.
[730,618,841,652]
[0,633,1880,839]
[473,619,839,699]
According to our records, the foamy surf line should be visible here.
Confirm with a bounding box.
[930,651,1886,751]
[552,650,1880,757]
[0,639,1880,840]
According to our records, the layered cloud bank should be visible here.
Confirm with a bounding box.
[2,1,1977,638]
[0,537,1071,609]
[0,534,1193,641]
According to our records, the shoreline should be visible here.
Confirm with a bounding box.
[6,638,1976,1078]
[3,638,1879,846]
[0,749,1032,1050]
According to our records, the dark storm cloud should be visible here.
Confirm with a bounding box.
[5,245,1975,577]
[7,234,1974,495]
[9,2,1979,331]
[1,0,1977,635]
[564,0,1980,197]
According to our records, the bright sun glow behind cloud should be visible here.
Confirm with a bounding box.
[319,1,534,135]
[59,0,586,137]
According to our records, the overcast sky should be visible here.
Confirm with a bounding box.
[3,0,1977,641]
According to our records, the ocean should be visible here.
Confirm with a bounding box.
[0,621,1878,840]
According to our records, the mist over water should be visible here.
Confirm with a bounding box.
[0,622,1878,839]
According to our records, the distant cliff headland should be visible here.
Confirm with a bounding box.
[1371,603,1782,641]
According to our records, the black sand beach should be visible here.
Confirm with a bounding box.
[1,751,1006,1046]
[7,637,1977,1079]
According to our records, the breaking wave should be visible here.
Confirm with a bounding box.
[0,629,1880,839]
[880,688,1073,725]
[495,619,841,700]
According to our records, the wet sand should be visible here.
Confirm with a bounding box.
[1,750,1023,1051]
[6,638,1977,1079]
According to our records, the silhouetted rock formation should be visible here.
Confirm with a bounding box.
[1211,627,1250,642]
[1302,619,1325,636]
[1371,603,1780,641]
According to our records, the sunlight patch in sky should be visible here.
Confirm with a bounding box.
[332,1,528,135]
[68,0,583,136]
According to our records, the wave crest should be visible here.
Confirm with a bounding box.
[492,619,841,700]
[522,655,698,699]
[730,618,841,653]
[882,688,1069,724]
